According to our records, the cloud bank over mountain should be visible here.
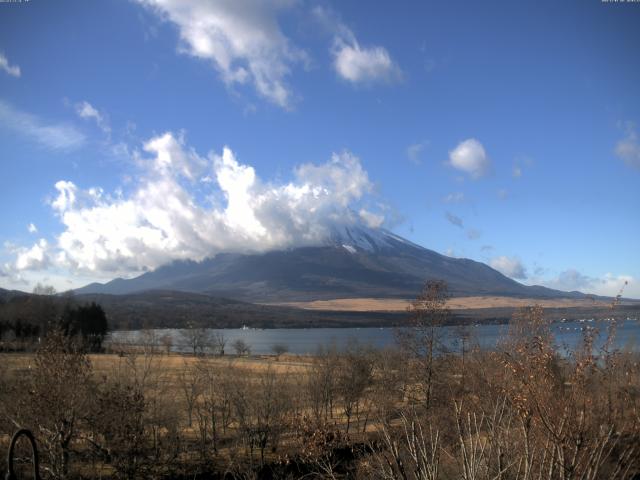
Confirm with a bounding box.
[7,132,384,279]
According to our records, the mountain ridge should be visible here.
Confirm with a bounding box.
[73,226,590,301]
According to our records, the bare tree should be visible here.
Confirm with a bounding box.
[192,359,239,461]
[293,415,351,479]
[108,340,177,469]
[32,283,57,296]
[21,330,92,479]
[216,362,235,436]
[178,362,202,427]
[231,367,290,466]
[372,410,441,480]
[271,343,288,359]
[139,328,161,355]
[179,323,213,356]
[487,305,640,480]
[396,279,449,411]
[371,347,409,422]
[88,380,146,479]
[211,331,226,356]
[159,333,173,355]
[336,341,374,434]
[232,338,251,356]
[307,343,339,425]
[194,359,221,457]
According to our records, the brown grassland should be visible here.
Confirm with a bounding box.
[269,296,615,312]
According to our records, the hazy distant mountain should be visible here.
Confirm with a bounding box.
[0,288,10,303]
[75,226,585,301]
[0,287,29,303]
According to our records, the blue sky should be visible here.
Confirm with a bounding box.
[0,0,639,297]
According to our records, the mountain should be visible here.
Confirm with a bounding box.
[74,225,585,301]
[0,287,29,303]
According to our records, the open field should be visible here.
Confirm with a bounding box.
[2,305,640,479]
[0,351,312,377]
[269,295,619,312]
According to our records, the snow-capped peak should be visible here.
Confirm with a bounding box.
[325,224,403,252]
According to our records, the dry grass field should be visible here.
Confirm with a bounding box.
[1,351,313,378]
[269,295,614,311]
[0,349,327,478]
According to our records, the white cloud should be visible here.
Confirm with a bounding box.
[443,192,465,203]
[448,138,491,178]
[51,181,78,212]
[15,239,50,271]
[359,209,384,228]
[0,100,85,150]
[546,268,593,291]
[314,6,400,85]
[540,269,638,298]
[512,166,522,178]
[407,142,425,164]
[445,211,464,228]
[598,273,635,298]
[75,101,111,134]
[136,0,305,108]
[146,131,207,180]
[20,132,381,277]
[0,53,20,78]
[490,256,527,279]
[334,43,398,84]
[27,223,38,234]
[615,122,640,170]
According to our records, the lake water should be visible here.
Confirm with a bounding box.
[108,318,640,356]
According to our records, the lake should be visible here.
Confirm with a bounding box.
[107,317,640,355]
